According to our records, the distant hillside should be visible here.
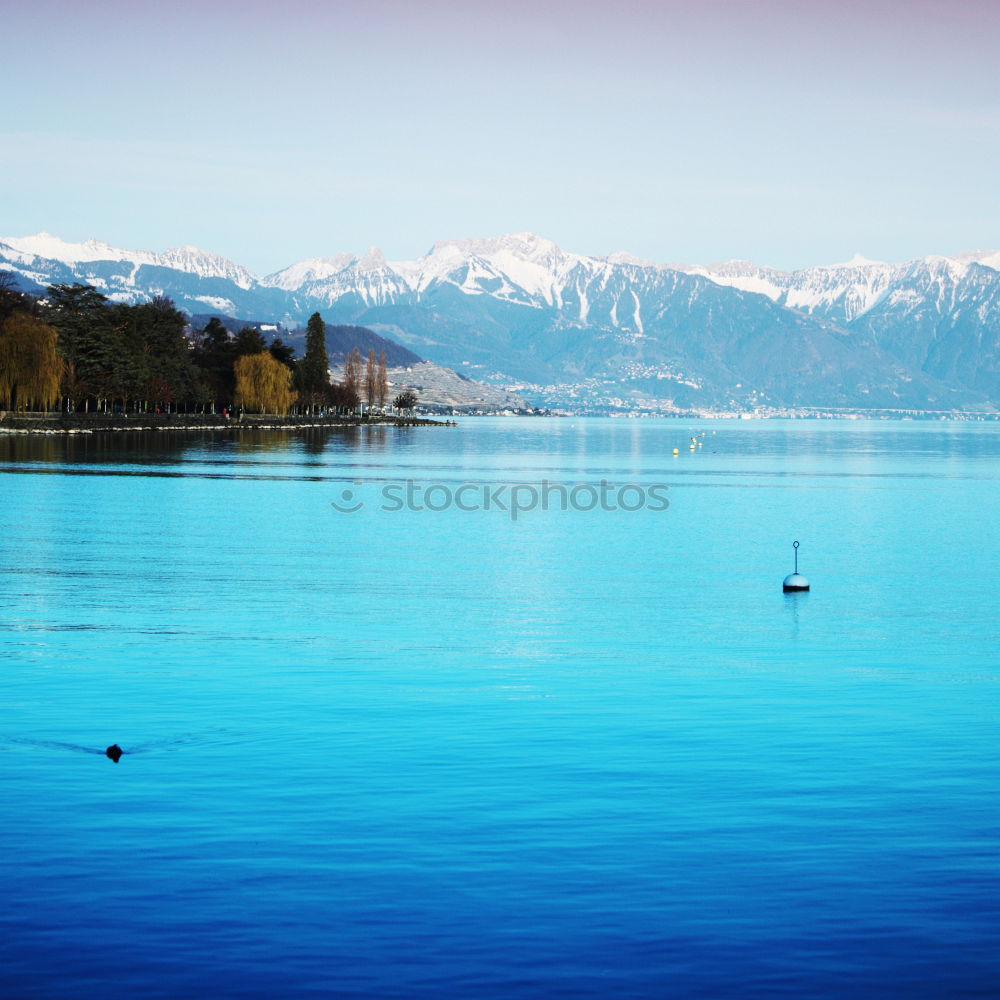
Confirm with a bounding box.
[276,322,422,367]
[188,314,289,337]
[186,316,422,368]
[319,324,423,368]
[329,360,529,413]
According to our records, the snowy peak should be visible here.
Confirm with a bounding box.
[155,246,256,289]
[357,247,388,271]
[951,249,1000,273]
[818,252,887,270]
[422,232,578,281]
[404,232,590,306]
[427,232,562,263]
[4,230,999,337]
[603,250,654,268]
[262,254,358,290]
[0,232,256,289]
[683,251,1000,324]
[1,232,146,265]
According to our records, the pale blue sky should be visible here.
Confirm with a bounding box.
[3,0,998,273]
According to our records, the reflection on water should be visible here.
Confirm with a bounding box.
[0,423,406,470]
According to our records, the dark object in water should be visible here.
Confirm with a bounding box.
[105,744,123,763]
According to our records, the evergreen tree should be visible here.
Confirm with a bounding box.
[47,283,120,412]
[107,303,151,411]
[268,337,295,368]
[235,327,266,357]
[192,317,236,409]
[298,312,330,412]
[129,297,197,412]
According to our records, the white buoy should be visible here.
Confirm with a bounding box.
[782,540,810,592]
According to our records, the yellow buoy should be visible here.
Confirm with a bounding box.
[673,448,679,456]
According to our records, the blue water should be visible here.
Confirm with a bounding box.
[2,418,999,998]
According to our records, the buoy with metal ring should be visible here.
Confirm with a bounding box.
[783,540,810,592]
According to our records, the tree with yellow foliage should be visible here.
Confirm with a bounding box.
[234,351,297,415]
[0,313,62,412]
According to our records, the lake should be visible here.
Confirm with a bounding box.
[2,417,999,998]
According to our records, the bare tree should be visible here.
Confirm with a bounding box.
[365,349,377,410]
[376,349,388,412]
[343,347,362,412]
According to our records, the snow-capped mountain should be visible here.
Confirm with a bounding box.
[684,255,898,324]
[262,233,593,310]
[1,232,257,289]
[685,249,1000,326]
[0,232,282,318]
[261,253,359,291]
[2,230,998,412]
[685,250,1000,401]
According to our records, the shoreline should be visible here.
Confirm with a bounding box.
[0,413,454,435]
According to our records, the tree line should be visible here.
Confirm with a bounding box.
[0,276,415,416]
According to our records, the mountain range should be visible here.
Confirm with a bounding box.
[3,231,999,413]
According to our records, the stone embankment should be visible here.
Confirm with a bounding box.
[0,412,453,434]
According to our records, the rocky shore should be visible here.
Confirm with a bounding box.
[0,412,453,434]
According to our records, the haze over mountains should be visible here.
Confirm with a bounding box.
[3,231,999,414]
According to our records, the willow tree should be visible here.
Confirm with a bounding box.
[234,351,297,415]
[0,313,62,411]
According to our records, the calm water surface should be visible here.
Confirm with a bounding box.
[1,418,999,998]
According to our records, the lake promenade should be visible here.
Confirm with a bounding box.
[0,411,453,434]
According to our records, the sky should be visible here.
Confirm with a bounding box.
[2,0,998,274]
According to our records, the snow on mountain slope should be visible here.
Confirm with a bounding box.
[0,232,257,289]
[953,249,1000,272]
[274,232,995,333]
[279,232,668,318]
[153,246,257,289]
[685,257,896,323]
[685,250,1000,325]
[9,229,996,332]
[408,232,585,303]
[262,254,358,290]
[0,240,55,275]
[0,232,139,265]
[683,260,791,302]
